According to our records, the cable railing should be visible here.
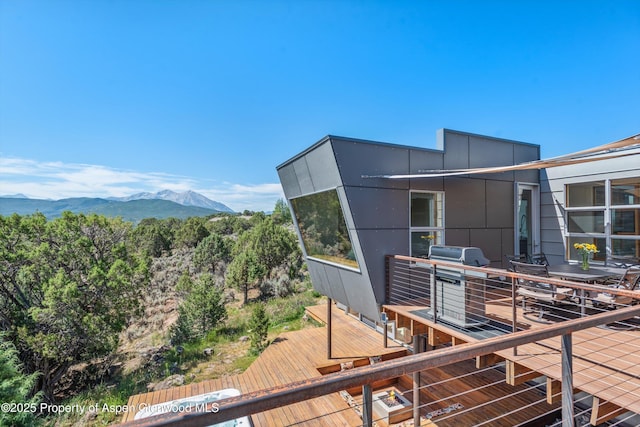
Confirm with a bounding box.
[121,256,640,427]
[384,255,640,426]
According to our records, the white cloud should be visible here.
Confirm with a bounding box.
[197,183,285,212]
[0,156,283,212]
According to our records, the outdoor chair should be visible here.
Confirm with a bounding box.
[593,266,640,308]
[505,254,528,271]
[510,260,573,322]
[605,255,640,269]
[529,253,549,266]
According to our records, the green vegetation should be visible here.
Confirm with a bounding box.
[248,303,270,355]
[0,201,319,426]
[0,212,149,401]
[170,273,227,344]
[0,334,41,427]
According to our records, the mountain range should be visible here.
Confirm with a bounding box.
[0,190,234,223]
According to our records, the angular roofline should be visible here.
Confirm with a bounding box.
[276,129,540,170]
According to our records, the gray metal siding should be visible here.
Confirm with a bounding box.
[344,187,409,230]
[445,178,487,229]
[332,139,410,189]
[278,130,542,321]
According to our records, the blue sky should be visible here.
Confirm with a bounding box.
[1,1,639,212]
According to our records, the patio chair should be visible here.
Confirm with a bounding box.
[505,254,528,271]
[510,260,573,321]
[605,255,640,269]
[593,266,640,308]
[529,253,549,266]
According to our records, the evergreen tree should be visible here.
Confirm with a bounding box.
[0,334,40,427]
[234,217,299,282]
[0,212,149,400]
[225,250,264,305]
[272,198,292,224]
[171,273,227,344]
[248,303,269,355]
[193,233,231,273]
[175,217,210,248]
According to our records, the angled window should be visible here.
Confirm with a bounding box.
[290,189,358,270]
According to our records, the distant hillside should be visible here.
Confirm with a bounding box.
[0,197,224,222]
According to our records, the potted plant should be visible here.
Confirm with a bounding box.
[574,243,598,270]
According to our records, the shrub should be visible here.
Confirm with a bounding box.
[0,335,40,427]
[248,303,270,355]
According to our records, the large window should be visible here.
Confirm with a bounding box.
[410,191,444,257]
[290,189,358,270]
[565,178,640,262]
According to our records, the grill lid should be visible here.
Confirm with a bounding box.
[428,245,490,266]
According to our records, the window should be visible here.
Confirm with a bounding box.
[566,181,605,207]
[565,178,640,261]
[410,191,444,257]
[289,189,358,270]
[611,177,640,206]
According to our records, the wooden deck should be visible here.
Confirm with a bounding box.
[120,299,588,426]
[383,289,640,426]
[122,302,407,425]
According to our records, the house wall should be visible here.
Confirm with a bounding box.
[540,148,640,265]
[277,130,539,321]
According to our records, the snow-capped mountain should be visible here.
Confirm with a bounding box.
[114,190,234,212]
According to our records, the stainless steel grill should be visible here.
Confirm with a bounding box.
[428,245,490,328]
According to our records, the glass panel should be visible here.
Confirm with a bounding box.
[566,181,605,207]
[611,177,640,206]
[290,190,358,269]
[411,231,442,258]
[517,187,533,257]
[567,236,606,262]
[567,211,605,233]
[612,208,640,235]
[411,192,443,227]
[611,238,640,258]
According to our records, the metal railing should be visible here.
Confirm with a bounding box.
[121,256,640,427]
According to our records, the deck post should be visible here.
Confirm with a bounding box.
[430,267,437,324]
[327,298,332,359]
[413,334,421,425]
[512,276,518,356]
[362,383,372,427]
[383,313,388,348]
[561,333,575,426]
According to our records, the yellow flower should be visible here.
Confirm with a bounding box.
[574,243,598,254]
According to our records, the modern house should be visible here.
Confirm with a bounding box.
[122,130,640,427]
[276,129,640,323]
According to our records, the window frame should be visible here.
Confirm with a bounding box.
[289,188,360,272]
[564,178,640,262]
[409,190,445,258]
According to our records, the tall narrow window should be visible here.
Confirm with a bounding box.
[410,191,444,257]
[610,177,640,260]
